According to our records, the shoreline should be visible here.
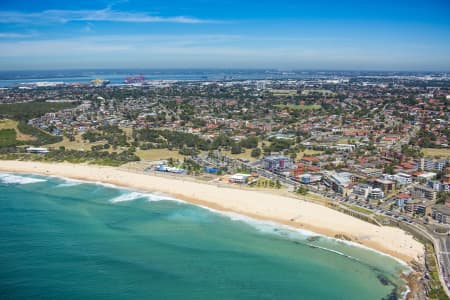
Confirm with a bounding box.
[8,169,413,269]
[0,161,424,265]
[40,171,414,269]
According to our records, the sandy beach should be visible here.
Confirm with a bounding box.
[0,160,424,264]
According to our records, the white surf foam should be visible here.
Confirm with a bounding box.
[0,173,47,185]
[196,204,317,239]
[307,243,360,261]
[54,178,84,187]
[147,191,186,204]
[94,182,119,189]
[109,191,179,204]
[110,192,149,203]
[57,181,83,187]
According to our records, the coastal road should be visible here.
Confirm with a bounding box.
[415,223,450,297]
[440,235,450,288]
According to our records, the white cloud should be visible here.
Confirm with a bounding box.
[0,8,214,24]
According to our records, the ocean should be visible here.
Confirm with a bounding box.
[0,173,409,300]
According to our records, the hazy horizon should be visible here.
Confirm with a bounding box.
[1,68,449,74]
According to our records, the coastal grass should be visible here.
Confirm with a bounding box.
[223,148,258,162]
[297,192,330,205]
[0,119,18,130]
[135,149,187,161]
[0,128,18,147]
[0,118,62,147]
[0,150,138,167]
[342,203,374,215]
[0,101,78,121]
[274,104,322,111]
[422,148,450,159]
[16,122,62,146]
[249,177,284,189]
[45,135,104,151]
[0,119,35,141]
[374,215,394,226]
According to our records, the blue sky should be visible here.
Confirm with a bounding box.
[0,0,449,70]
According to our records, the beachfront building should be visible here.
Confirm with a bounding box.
[369,188,385,200]
[263,155,293,172]
[324,172,352,196]
[431,206,450,224]
[229,173,251,184]
[155,165,185,174]
[204,167,218,174]
[352,183,371,199]
[396,193,412,210]
[26,147,49,154]
[404,199,423,214]
[415,202,433,216]
[373,179,396,195]
[352,184,385,201]
[297,173,322,184]
[412,185,437,201]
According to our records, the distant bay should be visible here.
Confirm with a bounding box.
[0,69,349,87]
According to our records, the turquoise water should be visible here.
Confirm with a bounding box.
[0,173,408,300]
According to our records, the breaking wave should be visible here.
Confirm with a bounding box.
[109,191,178,203]
[55,179,84,187]
[0,173,47,185]
[196,204,317,239]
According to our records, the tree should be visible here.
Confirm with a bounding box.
[251,147,261,158]
[296,186,308,195]
[275,180,281,189]
[436,191,450,204]
[383,163,395,175]
[231,143,242,154]
[290,151,297,160]
[240,136,259,149]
